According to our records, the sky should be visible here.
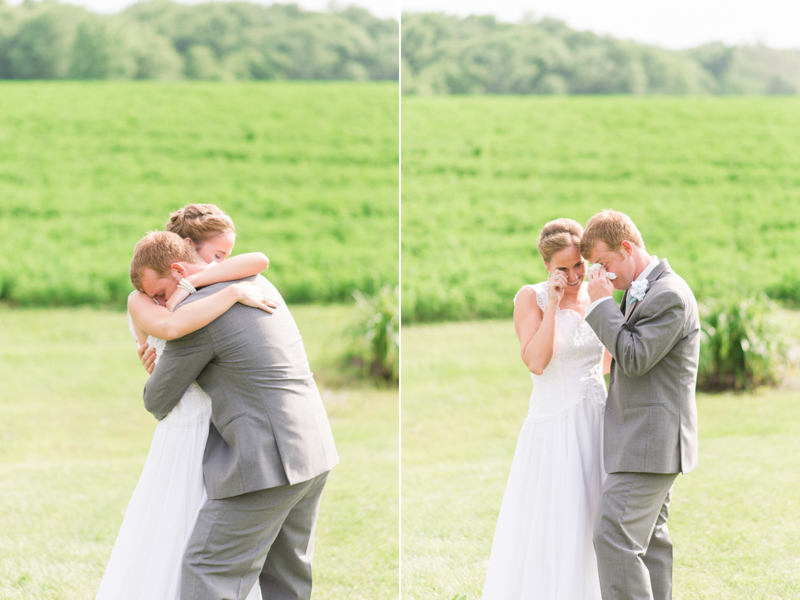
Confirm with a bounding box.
[7,0,400,20]
[400,0,800,50]
[8,0,798,49]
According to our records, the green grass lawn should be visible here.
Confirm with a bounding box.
[402,96,800,322]
[0,304,398,600]
[401,317,800,599]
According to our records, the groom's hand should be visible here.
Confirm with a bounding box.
[138,342,156,375]
[587,266,614,303]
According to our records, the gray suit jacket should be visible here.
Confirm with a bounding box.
[143,275,339,500]
[586,259,699,475]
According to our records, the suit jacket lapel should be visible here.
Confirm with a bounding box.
[620,290,628,315]
[647,259,669,284]
[625,259,671,323]
[625,294,643,322]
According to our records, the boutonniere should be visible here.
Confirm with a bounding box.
[629,279,649,303]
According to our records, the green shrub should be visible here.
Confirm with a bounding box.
[698,293,792,391]
[765,275,800,307]
[346,285,399,384]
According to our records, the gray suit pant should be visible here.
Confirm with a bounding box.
[593,472,678,600]
[181,471,330,600]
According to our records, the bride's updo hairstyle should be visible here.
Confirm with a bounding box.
[166,203,235,245]
[537,218,584,264]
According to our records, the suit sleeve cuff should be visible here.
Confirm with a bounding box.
[585,295,614,317]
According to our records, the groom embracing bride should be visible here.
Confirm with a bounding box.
[482,209,699,600]
[137,231,339,599]
[98,219,339,600]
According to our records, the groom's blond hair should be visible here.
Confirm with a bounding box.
[130,231,203,292]
[580,210,644,259]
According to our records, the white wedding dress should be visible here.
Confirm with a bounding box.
[481,282,607,600]
[95,315,261,600]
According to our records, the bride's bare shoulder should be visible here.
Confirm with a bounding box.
[128,289,144,304]
[127,290,158,315]
[514,284,545,312]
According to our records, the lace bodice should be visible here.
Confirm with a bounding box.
[514,282,606,422]
[127,310,212,427]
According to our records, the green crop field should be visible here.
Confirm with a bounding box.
[0,305,398,599]
[0,81,398,307]
[402,96,800,322]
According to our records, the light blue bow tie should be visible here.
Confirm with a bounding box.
[629,279,648,304]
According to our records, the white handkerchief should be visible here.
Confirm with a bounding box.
[586,263,617,280]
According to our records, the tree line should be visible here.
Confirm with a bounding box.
[402,12,800,95]
[0,0,398,81]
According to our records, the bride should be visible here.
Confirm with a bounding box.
[481,218,611,600]
[96,204,275,600]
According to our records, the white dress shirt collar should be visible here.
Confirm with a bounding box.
[634,256,660,286]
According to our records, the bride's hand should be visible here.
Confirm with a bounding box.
[166,287,191,312]
[546,271,567,306]
[232,283,281,313]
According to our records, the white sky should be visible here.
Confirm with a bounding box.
[400,0,800,50]
[7,0,400,20]
[9,1,798,49]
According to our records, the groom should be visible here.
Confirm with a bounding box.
[131,231,339,600]
[581,210,699,600]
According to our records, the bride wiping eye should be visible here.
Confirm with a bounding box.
[495,217,608,599]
